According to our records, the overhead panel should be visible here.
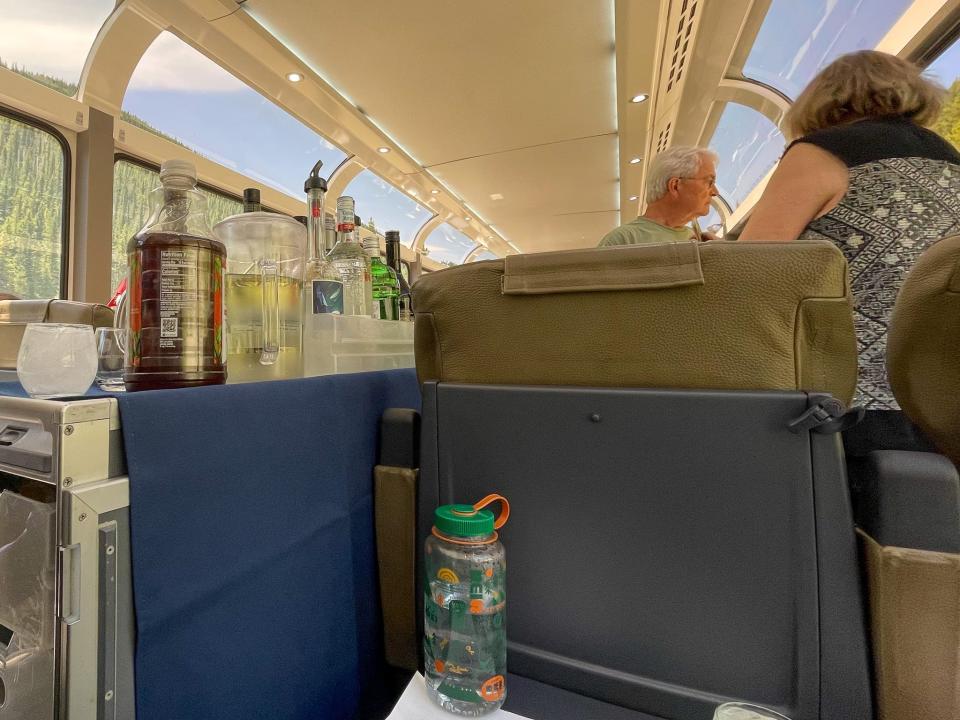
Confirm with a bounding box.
[242,0,621,254]
[431,133,619,252]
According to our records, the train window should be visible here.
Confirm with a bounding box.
[469,249,498,262]
[122,32,347,200]
[701,205,723,234]
[344,170,432,245]
[0,111,68,299]
[926,39,960,152]
[423,224,477,266]
[743,0,912,99]
[708,103,784,210]
[0,1,114,96]
[111,158,242,289]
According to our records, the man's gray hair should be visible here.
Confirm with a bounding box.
[644,146,718,204]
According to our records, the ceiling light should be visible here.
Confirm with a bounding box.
[377,146,390,154]
[489,193,504,201]
[286,72,303,82]
[629,157,642,164]
[409,189,418,196]
[630,93,649,103]
[464,216,471,221]
[431,189,439,195]
[628,195,638,201]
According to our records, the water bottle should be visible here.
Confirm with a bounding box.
[424,494,509,716]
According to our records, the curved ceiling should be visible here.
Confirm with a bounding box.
[244,0,623,253]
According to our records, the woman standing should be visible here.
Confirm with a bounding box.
[741,50,960,421]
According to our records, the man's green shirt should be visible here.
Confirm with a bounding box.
[598,217,695,247]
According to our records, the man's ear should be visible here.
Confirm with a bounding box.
[667,177,681,196]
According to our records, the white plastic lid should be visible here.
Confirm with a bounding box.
[159,158,197,183]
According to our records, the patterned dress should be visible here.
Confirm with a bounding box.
[794,116,960,409]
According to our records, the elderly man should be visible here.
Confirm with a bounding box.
[600,146,719,246]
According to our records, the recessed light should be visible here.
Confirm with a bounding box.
[464,216,471,221]
[286,72,303,82]
[629,157,642,164]
[409,189,418,196]
[628,195,638,201]
[630,93,649,103]
[431,189,439,195]
[489,193,504,201]
[377,147,390,153]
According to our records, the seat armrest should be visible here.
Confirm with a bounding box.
[851,450,960,552]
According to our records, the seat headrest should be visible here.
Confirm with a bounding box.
[888,235,960,464]
[412,241,857,404]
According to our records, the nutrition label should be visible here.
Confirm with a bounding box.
[159,249,197,348]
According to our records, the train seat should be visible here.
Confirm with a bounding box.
[855,234,960,720]
[376,240,874,720]
[0,299,114,370]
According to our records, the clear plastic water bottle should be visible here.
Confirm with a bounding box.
[424,494,509,716]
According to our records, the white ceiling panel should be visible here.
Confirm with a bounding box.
[430,133,620,252]
[244,0,617,166]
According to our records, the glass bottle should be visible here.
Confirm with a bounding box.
[363,237,400,320]
[124,159,226,391]
[328,197,371,316]
[243,187,261,213]
[356,214,375,315]
[385,230,413,321]
[302,163,343,316]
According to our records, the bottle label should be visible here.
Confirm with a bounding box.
[312,279,344,314]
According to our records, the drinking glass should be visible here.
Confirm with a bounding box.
[95,327,126,392]
[16,323,98,398]
[713,703,792,720]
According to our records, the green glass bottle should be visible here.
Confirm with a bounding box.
[362,237,400,320]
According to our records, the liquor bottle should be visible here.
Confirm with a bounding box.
[243,187,261,213]
[302,161,343,316]
[363,237,400,320]
[385,230,413,321]
[328,197,372,316]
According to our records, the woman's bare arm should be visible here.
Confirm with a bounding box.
[739,142,848,242]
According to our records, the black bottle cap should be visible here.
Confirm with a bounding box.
[243,188,260,204]
[293,215,308,227]
[304,159,328,192]
[385,230,400,243]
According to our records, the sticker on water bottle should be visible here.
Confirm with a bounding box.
[480,675,505,702]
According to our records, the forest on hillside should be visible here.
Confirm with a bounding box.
[2,65,960,297]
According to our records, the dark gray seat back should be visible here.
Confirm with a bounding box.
[418,383,873,720]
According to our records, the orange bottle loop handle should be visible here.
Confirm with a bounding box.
[473,494,510,529]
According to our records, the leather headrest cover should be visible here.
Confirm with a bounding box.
[413,241,857,404]
[888,235,960,464]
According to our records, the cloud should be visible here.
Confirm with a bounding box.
[127,32,246,93]
[0,19,101,81]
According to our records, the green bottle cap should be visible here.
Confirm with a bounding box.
[434,503,495,538]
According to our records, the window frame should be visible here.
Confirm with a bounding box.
[0,104,72,299]
[113,153,279,212]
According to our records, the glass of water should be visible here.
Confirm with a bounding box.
[16,323,98,398]
[95,327,126,392]
[714,703,792,720]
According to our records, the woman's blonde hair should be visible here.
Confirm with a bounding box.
[783,50,944,140]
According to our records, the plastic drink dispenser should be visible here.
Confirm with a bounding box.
[213,212,306,382]
[424,495,509,715]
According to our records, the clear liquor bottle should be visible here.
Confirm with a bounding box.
[363,237,400,320]
[302,165,343,316]
[328,197,372,316]
[385,230,413,321]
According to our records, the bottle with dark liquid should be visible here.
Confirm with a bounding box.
[124,159,227,390]
[385,230,413,321]
[243,188,262,213]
